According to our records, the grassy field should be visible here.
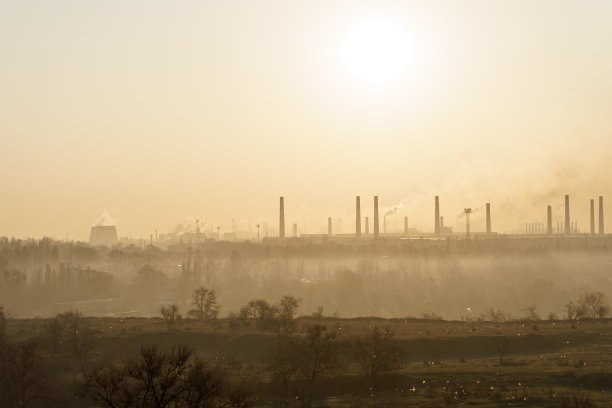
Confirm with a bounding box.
[4,316,612,407]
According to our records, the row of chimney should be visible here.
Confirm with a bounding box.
[278,195,604,239]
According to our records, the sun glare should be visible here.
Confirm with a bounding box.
[340,19,413,85]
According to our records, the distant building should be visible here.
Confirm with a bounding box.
[89,225,119,246]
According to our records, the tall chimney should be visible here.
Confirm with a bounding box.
[434,196,440,236]
[564,195,570,234]
[293,223,298,237]
[356,196,361,238]
[590,199,595,235]
[328,217,332,236]
[373,196,379,239]
[600,196,604,234]
[404,216,408,234]
[365,216,369,235]
[547,205,552,234]
[440,216,444,228]
[279,197,285,239]
[485,203,491,235]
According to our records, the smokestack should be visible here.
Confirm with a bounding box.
[365,217,369,235]
[279,197,285,239]
[293,223,298,237]
[485,203,491,235]
[328,217,332,236]
[373,196,379,239]
[590,199,595,235]
[600,196,604,234]
[440,216,444,228]
[434,196,440,236]
[547,205,552,235]
[404,216,408,234]
[356,196,361,238]
[564,195,570,234]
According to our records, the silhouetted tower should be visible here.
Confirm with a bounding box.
[590,199,595,235]
[404,216,408,234]
[356,196,361,237]
[373,196,380,239]
[293,223,298,237]
[279,197,285,239]
[599,196,605,234]
[485,203,491,235]
[463,208,472,239]
[365,216,369,235]
[564,195,570,234]
[547,206,552,234]
[434,196,440,236]
[328,217,332,236]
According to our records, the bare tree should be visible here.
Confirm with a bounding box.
[486,307,506,323]
[82,345,252,408]
[191,287,219,321]
[160,304,181,331]
[566,301,578,321]
[57,310,92,355]
[126,345,192,408]
[496,336,510,366]
[597,304,609,319]
[82,363,134,408]
[239,299,276,330]
[0,341,47,408]
[183,357,252,408]
[577,292,608,321]
[44,317,64,353]
[299,325,339,384]
[267,336,302,407]
[0,305,5,339]
[345,326,401,392]
[295,324,341,407]
[274,296,301,335]
[524,305,540,322]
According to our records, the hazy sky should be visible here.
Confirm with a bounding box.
[1,0,611,240]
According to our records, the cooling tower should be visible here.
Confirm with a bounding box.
[434,196,440,236]
[373,196,379,239]
[89,225,118,246]
[356,196,361,237]
[279,197,285,239]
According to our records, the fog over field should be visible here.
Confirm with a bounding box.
[2,237,611,320]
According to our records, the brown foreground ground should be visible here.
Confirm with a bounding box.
[4,316,612,407]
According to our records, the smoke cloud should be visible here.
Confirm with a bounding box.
[94,210,117,227]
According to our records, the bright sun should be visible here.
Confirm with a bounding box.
[341,19,413,85]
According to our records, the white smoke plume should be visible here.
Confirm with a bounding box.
[170,216,205,235]
[384,203,404,217]
[94,210,117,227]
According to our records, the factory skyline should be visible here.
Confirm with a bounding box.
[274,194,605,241]
[82,192,608,246]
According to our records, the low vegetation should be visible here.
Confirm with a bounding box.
[1,292,612,407]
